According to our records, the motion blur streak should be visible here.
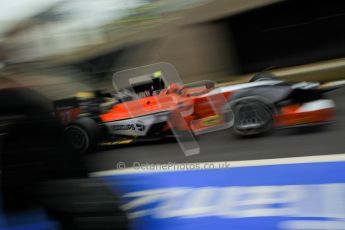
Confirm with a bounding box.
[1,0,345,229]
[122,184,345,219]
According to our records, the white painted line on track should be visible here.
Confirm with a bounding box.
[90,153,345,177]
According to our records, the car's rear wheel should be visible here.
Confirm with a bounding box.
[233,100,273,136]
[64,118,101,153]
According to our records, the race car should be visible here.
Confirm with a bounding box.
[61,72,341,153]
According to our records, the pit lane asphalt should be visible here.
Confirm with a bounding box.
[85,87,345,172]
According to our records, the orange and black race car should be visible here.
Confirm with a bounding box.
[57,72,343,153]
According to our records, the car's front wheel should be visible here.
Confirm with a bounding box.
[232,100,273,136]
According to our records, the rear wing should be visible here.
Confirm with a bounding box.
[54,97,81,124]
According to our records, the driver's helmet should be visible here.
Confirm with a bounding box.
[167,83,184,94]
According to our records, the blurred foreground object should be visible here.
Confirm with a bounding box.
[0,78,129,229]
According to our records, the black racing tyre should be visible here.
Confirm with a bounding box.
[64,117,101,153]
[232,100,273,136]
[249,72,278,82]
